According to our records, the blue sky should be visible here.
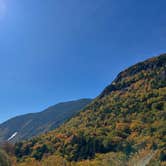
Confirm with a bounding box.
[0,0,166,123]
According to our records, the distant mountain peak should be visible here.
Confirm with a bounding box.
[0,98,92,143]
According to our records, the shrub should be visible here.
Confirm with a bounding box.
[0,149,11,166]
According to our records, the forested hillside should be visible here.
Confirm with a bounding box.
[14,54,166,166]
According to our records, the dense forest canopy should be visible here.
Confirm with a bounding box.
[3,54,166,166]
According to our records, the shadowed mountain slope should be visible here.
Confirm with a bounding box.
[0,99,92,143]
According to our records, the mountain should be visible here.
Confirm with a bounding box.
[14,54,166,165]
[0,99,92,143]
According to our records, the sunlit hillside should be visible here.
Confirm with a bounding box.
[10,54,166,166]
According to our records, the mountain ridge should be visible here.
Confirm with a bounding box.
[99,54,166,98]
[0,98,92,143]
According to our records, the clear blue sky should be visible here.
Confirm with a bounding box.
[0,0,166,123]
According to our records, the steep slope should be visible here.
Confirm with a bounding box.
[15,54,166,165]
[0,99,92,143]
